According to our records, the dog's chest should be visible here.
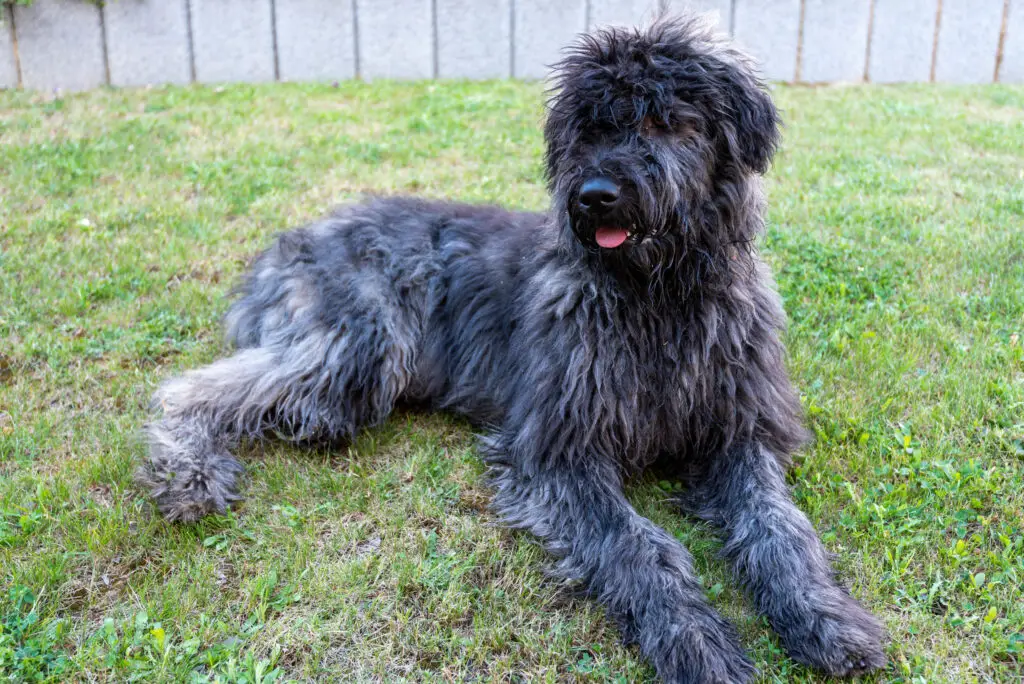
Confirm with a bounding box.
[595,316,714,465]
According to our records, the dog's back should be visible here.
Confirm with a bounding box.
[222,196,552,426]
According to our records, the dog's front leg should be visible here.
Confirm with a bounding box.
[682,443,886,677]
[485,441,754,684]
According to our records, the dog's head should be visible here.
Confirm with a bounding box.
[544,15,779,262]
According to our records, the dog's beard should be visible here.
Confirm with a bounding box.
[566,199,669,256]
[560,191,709,301]
[564,186,686,256]
[568,215,641,252]
[566,199,647,252]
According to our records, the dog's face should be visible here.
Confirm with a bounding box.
[544,17,779,256]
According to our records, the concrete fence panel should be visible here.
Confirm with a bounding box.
[589,0,661,30]
[437,0,511,79]
[999,0,1023,83]
[667,1,732,33]
[732,0,800,81]
[189,0,275,83]
[105,0,191,87]
[514,0,587,79]
[934,0,1004,83]
[800,0,870,82]
[1,10,17,88]
[13,0,105,91]
[357,0,433,80]
[276,0,356,81]
[868,0,937,83]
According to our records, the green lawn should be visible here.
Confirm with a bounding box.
[0,81,1022,682]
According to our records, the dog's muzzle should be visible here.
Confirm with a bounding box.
[575,177,632,249]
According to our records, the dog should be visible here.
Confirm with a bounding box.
[138,15,886,682]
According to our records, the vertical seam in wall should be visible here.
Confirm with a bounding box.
[270,0,280,80]
[794,0,806,83]
[7,4,22,88]
[930,0,943,82]
[863,0,876,82]
[509,0,516,78]
[431,0,439,78]
[994,0,1011,82]
[185,0,197,82]
[729,0,736,36]
[98,2,111,86]
[352,0,361,79]
[584,0,591,31]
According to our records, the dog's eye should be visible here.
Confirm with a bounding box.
[640,116,668,136]
[641,116,696,141]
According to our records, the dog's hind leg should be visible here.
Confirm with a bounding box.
[680,443,886,677]
[139,324,413,522]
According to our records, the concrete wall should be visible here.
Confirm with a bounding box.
[11,0,106,91]
[1,0,1020,90]
[105,0,191,86]
[868,0,938,83]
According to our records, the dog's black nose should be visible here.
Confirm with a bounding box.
[578,178,620,214]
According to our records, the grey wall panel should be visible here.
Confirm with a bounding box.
[106,0,191,87]
[589,0,660,29]
[514,0,587,79]
[437,0,511,78]
[14,0,105,91]
[665,1,732,33]
[732,0,800,81]
[358,0,433,80]
[868,0,937,83]
[276,0,356,81]
[190,0,275,83]
[800,0,870,83]
[934,0,1003,82]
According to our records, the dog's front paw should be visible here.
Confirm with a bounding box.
[780,589,886,678]
[649,605,755,684]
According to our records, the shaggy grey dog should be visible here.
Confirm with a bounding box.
[139,16,885,682]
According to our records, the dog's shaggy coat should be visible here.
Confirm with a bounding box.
[139,16,886,682]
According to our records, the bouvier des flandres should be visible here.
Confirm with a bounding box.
[139,15,886,682]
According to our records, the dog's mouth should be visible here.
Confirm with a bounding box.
[595,226,632,249]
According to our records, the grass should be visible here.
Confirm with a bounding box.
[0,79,1021,682]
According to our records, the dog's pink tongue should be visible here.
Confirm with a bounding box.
[595,226,629,249]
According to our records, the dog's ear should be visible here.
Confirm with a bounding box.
[711,60,780,174]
